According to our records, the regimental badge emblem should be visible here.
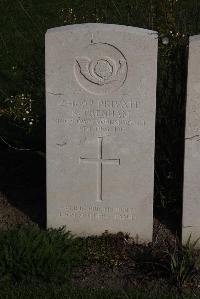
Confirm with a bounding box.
[74,43,128,95]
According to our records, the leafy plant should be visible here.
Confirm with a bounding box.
[0,225,81,283]
[79,231,129,268]
[169,235,200,288]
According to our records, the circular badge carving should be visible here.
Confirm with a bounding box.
[74,43,128,95]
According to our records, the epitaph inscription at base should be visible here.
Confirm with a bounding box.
[46,24,158,242]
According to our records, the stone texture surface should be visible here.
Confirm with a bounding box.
[46,23,158,241]
[183,35,200,243]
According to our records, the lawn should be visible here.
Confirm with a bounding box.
[0,282,196,299]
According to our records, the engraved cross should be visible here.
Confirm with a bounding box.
[79,137,120,202]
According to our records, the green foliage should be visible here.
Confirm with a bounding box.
[0,284,191,299]
[2,93,37,131]
[0,282,194,299]
[169,236,200,288]
[0,225,81,283]
[1,226,200,295]
[77,231,129,268]
[0,0,66,147]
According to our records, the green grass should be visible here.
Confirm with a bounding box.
[0,225,82,283]
[0,282,196,299]
[169,235,200,288]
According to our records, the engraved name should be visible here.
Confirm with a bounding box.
[55,98,145,136]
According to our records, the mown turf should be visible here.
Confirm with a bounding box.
[0,282,195,299]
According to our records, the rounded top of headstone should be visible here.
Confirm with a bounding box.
[46,23,158,38]
[189,34,200,42]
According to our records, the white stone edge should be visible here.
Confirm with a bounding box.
[189,34,200,42]
[46,23,158,38]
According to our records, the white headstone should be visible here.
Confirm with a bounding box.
[46,23,158,242]
[183,35,200,243]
